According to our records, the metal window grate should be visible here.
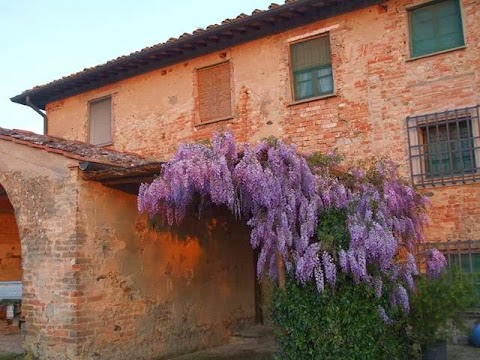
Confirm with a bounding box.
[418,240,480,274]
[407,105,480,187]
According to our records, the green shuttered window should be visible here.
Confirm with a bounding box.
[409,0,465,58]
[290,35,333,101]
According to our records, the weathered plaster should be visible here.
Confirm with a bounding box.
[75,180,255,359]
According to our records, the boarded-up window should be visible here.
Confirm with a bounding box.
[89,96,112,145]
[409,0,464,58]
[197,62,232,123]
[290,35,333,101]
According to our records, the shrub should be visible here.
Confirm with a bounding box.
[409,268,479,347]
[272,277,409,360]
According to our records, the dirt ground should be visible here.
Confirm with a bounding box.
[447,344,480,360]
[0,320,478,360]
[0,322,23,358]
[169,341,480,360]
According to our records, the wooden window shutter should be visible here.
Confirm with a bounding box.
[410,0,464,58]
[89,96,112,146]
[197,62,232,123]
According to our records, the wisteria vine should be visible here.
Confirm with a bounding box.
[138,132,446,319]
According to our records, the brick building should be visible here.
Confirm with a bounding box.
[1,0,479,358]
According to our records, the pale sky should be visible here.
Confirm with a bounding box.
[0,0,275,133]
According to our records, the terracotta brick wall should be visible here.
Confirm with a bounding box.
[46,0,479,159]
[0,195,22,281]
[0,143,82,360]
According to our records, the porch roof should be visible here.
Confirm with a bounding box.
[0,128,163,193]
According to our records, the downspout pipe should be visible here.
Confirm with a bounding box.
[26,96,48,134]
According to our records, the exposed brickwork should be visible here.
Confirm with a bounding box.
[46,0,479,243]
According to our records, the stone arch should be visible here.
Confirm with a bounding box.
[0,184,23,281]
[0,183,24,351]
[0,183,22,280]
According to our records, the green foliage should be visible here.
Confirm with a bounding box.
[409,268,479,346]
[271,277,409,360]
[316,209,349,252]
[307,151,343,169]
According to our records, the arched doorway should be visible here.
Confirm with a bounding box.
[0,184,23,354]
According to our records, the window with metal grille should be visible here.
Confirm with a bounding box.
[418,240,480,297]
[424,240,480,273]
[89,96,112,146]
[407,106,480,186]
[196,62,232,123]
[409,0,465,58]
[290,35,333,101]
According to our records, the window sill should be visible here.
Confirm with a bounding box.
[413,173,479,188]
[194,115,234,128]
[288,93,336,107]
[89,141,113,147]
[406,46,466,62]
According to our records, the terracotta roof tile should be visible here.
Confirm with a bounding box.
[0,127,162,168]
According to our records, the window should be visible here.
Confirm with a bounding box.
[290,35,333,101]
[196,62,232,123]
[407,106,480,186]
[89,96,112,146]
[409,0,465,58]
[420,240,480,297]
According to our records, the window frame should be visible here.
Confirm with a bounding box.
[407,106,480,187]
[288,33,335,104]
[419,240,480,274]
[407,0,466,60]
[194,60,234,125]
[88,95,113,147]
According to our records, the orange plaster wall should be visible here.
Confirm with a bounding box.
[0,195,22,281]
[75,180,255,359]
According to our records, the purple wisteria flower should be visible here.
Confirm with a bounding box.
[322,252,337,286]
[138,132,429,316]
[425,248,447,278]
[378,306,393,325]
[373,277,383,299]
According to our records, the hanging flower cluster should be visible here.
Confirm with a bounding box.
[138,132,444,317]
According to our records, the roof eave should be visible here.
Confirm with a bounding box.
[10,0,385,110]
